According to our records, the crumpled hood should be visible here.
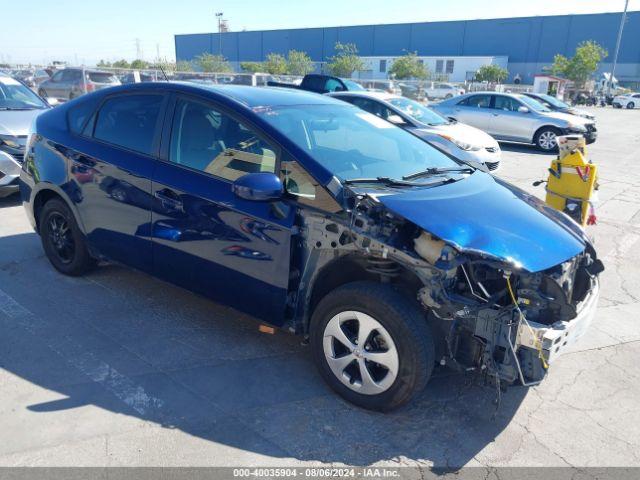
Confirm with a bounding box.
[374,172,588,272]
[415,122,498,149]
[0,109,43,136]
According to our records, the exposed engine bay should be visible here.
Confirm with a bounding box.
[293,188,604,387]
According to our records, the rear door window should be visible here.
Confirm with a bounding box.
[461,94,492,108]
[93,94,163,155]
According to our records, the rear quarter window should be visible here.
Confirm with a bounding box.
[88,72,118,83]
[67,97,101,134]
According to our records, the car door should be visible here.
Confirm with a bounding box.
[488,95,539,142]
[70,92,166,272]
[151,94,296,324]
[450,94,493,131]
[45,70,65,97]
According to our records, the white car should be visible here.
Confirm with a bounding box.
[424,82,465,100]
[328,91,501,171]
[612,93,640,109]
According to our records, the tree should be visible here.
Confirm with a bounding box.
[388,51,428,80]
[176,60,193,72]
[195,53,232,73]
[112,59,130,69]
[287,50,314,76]
[240,61,264,73]
[263,53,288,74]
[97,59,111,68]
[550,40,608,88]
[326,42,365,78]
[130,59,149,70]
[475,64,509,83]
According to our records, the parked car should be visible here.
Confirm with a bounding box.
[11,68,51,90]
[21,83,602,411]
[524,92,595,120]
[268,74,365,94]
[328,91,501,170]
[424,82,465,100]
[0,75,50,197]
[433,92,597,151]
[612,92,640,109]
[38,68,120,101]
[119,71,156,84]
[397,82,425,101]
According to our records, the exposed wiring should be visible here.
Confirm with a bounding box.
[506,274,549,376]
[460,264,489,302]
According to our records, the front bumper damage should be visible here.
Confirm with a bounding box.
[297,186,604,388]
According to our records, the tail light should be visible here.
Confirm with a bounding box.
[85,82,95,92]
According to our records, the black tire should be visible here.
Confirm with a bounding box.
[445,93,453,99]
[39,198,95,276]
[627,102,635,109]
[534,126,561,152]
[310,281,435,411]
[38,89,47,98]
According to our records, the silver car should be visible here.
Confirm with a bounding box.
[329,91,501,170]
[432,92,597,151]
[0,75,49,197]
[38,68,120,101]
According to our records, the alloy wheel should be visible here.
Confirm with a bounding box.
[322,311,399,395]
[47,212,75,264]
[538,130,557,150]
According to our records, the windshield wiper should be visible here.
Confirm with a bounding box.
[402,167,474,180]
[343,176,420,187]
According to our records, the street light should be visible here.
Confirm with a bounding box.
[215,12,224,56]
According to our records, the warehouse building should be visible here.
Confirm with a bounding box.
[175,11,640,86]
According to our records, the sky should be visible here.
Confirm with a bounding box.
[2,0,638,65]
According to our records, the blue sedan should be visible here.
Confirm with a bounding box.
[20,82,602,411]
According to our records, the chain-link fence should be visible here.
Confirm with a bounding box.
[1,64,531,104]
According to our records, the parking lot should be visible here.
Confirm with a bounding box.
[0,106,639,470]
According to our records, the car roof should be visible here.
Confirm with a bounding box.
[103,82,348,108]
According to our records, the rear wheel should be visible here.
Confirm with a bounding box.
[40,199,95,276]
[627,102,635,109]
[38,89,48,98]
[535,127,560,152]
[310,282,435,411]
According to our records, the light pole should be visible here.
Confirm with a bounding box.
[215,12,224,56]
[608,0,629,97]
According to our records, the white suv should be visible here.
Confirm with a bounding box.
[613,93,640,109]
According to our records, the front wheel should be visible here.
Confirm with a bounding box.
[40,199,96,276]
[310,282,435,411]
[535,127,560,152]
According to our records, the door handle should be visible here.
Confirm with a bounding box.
[155,189,183,210]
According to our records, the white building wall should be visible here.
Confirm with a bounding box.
[356,56,509,82]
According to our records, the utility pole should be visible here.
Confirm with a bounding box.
[215,12,224,55]
[609,0,629,97]
[135,38,143,60]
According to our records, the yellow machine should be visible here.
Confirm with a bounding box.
[543,135,598,226]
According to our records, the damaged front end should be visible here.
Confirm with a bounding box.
[297,179,604,388]
[414,234,603,384]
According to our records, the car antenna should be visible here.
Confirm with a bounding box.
[158,65,170,82]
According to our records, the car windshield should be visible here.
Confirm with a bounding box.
[388,97,448,125]
[517,95,550,112]
[0,77,48,110]
[255,104,462,183]
[536,94,570,109]
[342,79,365,91]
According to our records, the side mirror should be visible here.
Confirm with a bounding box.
[232,172,283,201]
[46,97,59,106]
[518,106,530,113]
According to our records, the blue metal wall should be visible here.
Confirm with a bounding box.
[175,12,640,82]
